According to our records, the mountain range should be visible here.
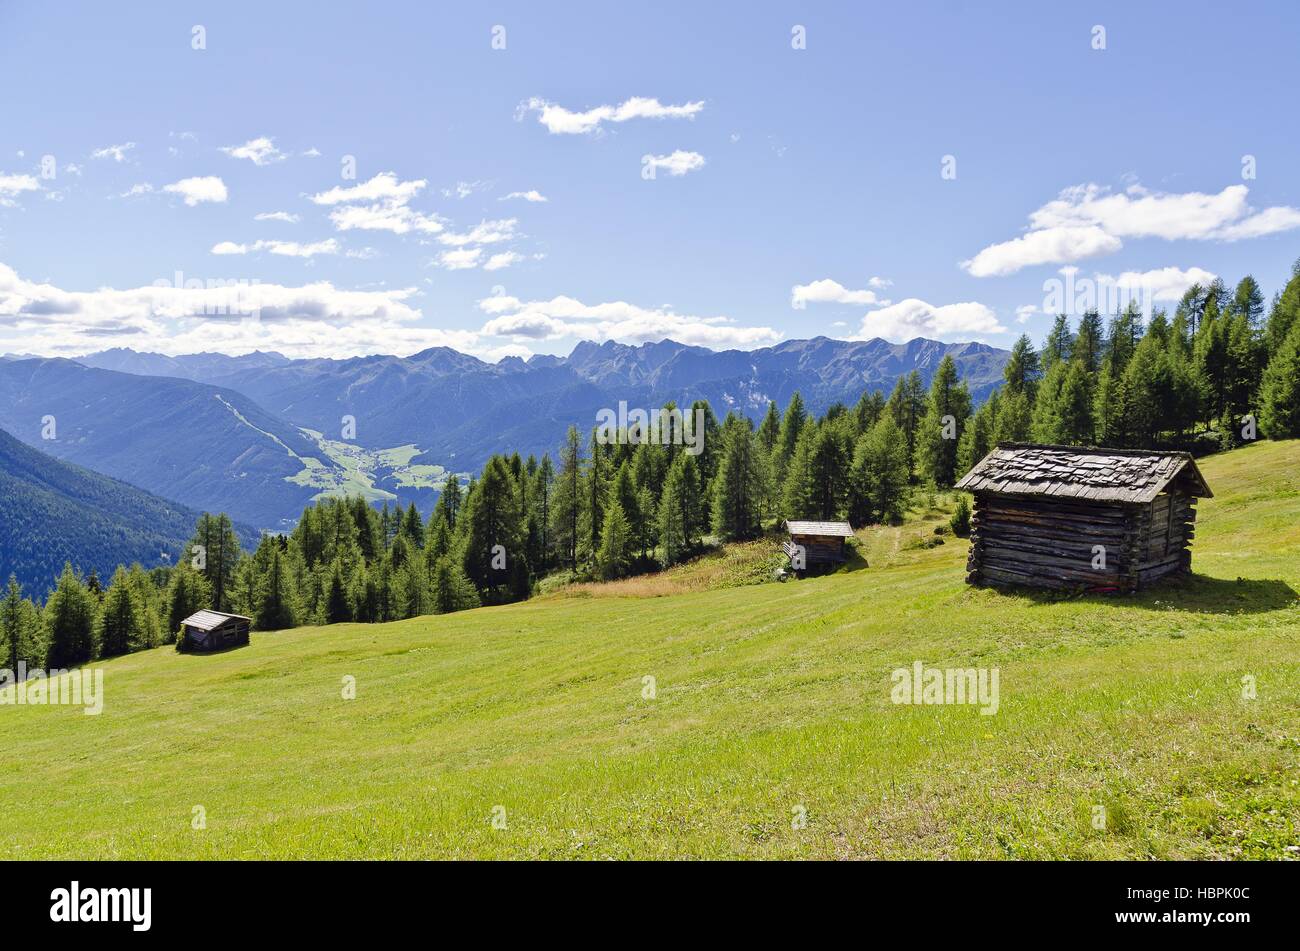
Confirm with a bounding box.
[3,336,1009,529]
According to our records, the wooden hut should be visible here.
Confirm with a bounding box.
[179,610,251,652]
[955,443,1212,592]
[783,520,855,570]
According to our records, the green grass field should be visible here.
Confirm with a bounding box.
[3,441,1298,859]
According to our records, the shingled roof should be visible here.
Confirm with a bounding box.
[954,443,1212,504]
[784,520,856,538]
[181,610,252,631]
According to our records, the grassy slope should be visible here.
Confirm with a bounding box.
[2,441,1297,859]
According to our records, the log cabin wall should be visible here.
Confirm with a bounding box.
[789,535,846,563]
[966,494,1138,590]
[1133,490,1196,586]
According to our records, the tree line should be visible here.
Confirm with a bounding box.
[5,262,1298,671]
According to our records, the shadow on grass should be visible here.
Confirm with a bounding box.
[1002,573,1299,615]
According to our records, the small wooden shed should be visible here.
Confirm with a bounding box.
[179,610,251,652]
[955,443,1212,592]
[783,520,855,568]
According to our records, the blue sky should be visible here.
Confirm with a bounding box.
[3,1,1300,360]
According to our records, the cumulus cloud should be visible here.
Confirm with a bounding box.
[0,259,472,359]
[518,96,704,135]
[309,172,444,235]
[91,142,136,162]
[964,225,1122,277]
[500,190,548,203]
[435,248,482,270]
[436,218,518,247]
[210,239,340,258]
[220,136,285,165]
[163,176,228,206]
[643,150,705,177]
[964,183,1300,276]
[855,298,1006,342]
[119,183,155,198]
[791,278,888,309]
[0,172,40,206]
[1092,265,1218,302]
[254,211,299,223]
[483,252,523,271]
[309,172,425,206]
[476,291,781,349]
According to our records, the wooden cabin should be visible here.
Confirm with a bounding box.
[179,610,251,652]
[955,443,1212,592]
[783,520,855,570]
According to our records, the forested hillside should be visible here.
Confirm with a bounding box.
[0,358,337,528]
[0,427,210,596]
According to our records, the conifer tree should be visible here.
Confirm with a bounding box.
[886,371,925,479]
[1041,314,1074,371]
[1002,334,1042,399]
[255,545,298,630]
[757,400,781,455]
[917,355,972,488]
[1259,319,1300,438]
[775,391,808,481]
[853,416,910,524]
[460,456,530,601]
[188,513,241,612]
[711,415,762,541]
[430,555,480,614]
[324,559,352,624]
[550,426,584,572]
[163,564,209,644]
[852,389,887,437]
[2,576,43,672]
[596,499,631,580]
[44,563,96,667]
[97,566,144,658]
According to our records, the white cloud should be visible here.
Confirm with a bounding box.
[91,142,136,162]
[327,201,445,235]
[437,218,518,247]
[309,172,425,206]
[220,136,285,166]
[442,180,486,199]
[436,248,482,270]
[791,278,888,309]
[644,150,705,177]
[0,260,468,359]
[0,172,40,206]
[483,252,523,271]
[210,239,340,258]
[500,189,548,203]
[254,211,299,223]
[1213,205,1300,241]
[963,225,1122,277]
[119,183,154,198]
[855,298,1006,342]
[301,147,321,158]
[518,96,704,135]
[310,172,444,235]
[964,183,1300,276]
[476,292,781,349]
[162,176,228,206]
[1015,305,1037,324]
[1091,266,1218,302]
